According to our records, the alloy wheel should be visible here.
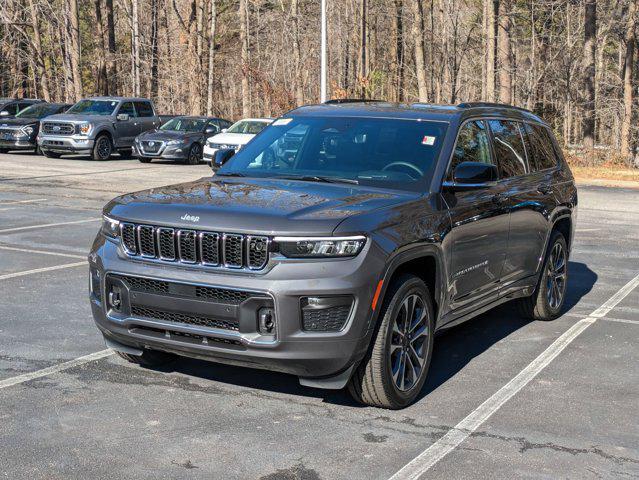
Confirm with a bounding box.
[546,242,567,309]
[97,137,111,159]
[389,293,429,391]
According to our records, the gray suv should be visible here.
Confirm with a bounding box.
[89,101,577,409]
[38,97,161,160]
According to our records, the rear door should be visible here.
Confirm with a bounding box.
[442,119,510,315]
[487,119,548,293]
[113,101,140,147]
[134,101,159,133]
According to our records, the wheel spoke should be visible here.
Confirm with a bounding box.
[411,324,428,343]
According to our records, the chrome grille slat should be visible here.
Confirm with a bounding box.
[118,222,268,271]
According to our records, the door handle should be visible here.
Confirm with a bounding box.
[537,184,551,195]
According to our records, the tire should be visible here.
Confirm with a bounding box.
[0,148,8,154]
[186,143,202,165]
[92,134,112,160]
[42,149,61,158]
[517,230,568,321]
[118,148,133,159]
[115,349,176,368]
[138,157,152,163]
[34,145,41,155]
[348,274,435,409]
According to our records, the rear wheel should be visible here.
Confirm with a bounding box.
[92,134,112,160]
[42,149,61,158]
[517,230,568,321]
[348,274,434,409]
[115,349,176,368]
[186,143,202,165]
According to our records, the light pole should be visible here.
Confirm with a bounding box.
[320,0,327,103]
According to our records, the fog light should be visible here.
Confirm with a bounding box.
[258,307,275,334]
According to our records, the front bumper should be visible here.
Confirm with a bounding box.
[202,144,219,163]
[89,234,384,379]
[0,138,36,150]
[133,143,188,160]
[38,135,94,153]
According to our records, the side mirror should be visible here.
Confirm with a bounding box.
[211,148,235,172]
[116,113,129,121]
[221,128,228,133]
[205,126,217,134]
[0,111,9,116]
[443,162,498,191]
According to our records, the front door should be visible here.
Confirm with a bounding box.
[113,102,140,147]
[442,120,510,315]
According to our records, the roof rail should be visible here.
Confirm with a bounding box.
[457,102,533,113]
[324,98,385,104]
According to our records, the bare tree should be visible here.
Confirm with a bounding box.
[239,0,250,117]
[621,0,637,156]
[582,0,597,150]
[497,0,512,104]
[411,0,428,101]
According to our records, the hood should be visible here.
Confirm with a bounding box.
[208,132,255,146]
[105,177,417,236]
[42,113,112,123]
[137,129,198,141]
[0,118,38,127]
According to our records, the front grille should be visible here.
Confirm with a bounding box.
[140,140,164,154]
[120,275,169,294]
[194,285,250,304]
[302,305,351,332]
[131,305,239,331]
[42,122,74,135]
[119,222,270,271]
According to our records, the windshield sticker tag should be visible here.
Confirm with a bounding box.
[273,118,292,126]
[422,135,436,146]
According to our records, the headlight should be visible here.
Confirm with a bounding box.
[274,236,366,258]
[21,125,34,136]
[78,123,91,135]
[166,139,184,146]
[101,215,120,239]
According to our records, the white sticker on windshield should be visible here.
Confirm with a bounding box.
[422,135,436,146]
[111,102,117,106]
[273,118,292,126]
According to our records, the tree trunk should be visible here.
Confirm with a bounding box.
[391,0,404,102]
[582,0,596,150]
[150,0,159,99]
[485,0,497,102]
[105,0,117,95]
[131,0,141,96]
[620,0,637,156]
[292,0,303,106]
[239,0,250,117]
[94,0,108,95]
[359,0,368,98]
[28,0,51,101]
[68,0,83,100]
[206,0,216,115]
[411,0,428,101]
[497,0,512,104]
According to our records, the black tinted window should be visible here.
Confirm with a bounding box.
[524,123,558,171]
[1,103,17,115]
[449,120,493,179]
[488,120,527,178]
[118,102,136,117]
[134,101,154,117]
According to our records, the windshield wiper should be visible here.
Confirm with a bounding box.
[278,174,359,185]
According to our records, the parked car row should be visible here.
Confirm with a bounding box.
[0,96,273,164]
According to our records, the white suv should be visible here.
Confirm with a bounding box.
[203,118,272,163]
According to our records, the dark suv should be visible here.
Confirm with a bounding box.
[89,102,577,409]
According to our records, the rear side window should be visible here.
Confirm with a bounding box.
[449,120,493,179]
[488,120,527,178]
[134,101,154,117]
[524,123,558,171]
[118,102,136,117]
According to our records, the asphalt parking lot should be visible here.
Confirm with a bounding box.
[0,151,637,480]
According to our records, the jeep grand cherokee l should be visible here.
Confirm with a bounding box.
[89,101,577,409]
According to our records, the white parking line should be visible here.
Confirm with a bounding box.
[0,218,98,234]
[0,350,113,390]
[602,317,639,326]
[0,261,87,281]
[389,272,639,480]
[0,198,47,205]
[0,244,86,259]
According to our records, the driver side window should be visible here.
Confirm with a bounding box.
[448,120,493,180]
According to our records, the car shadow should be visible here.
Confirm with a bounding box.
[145,261,597,408]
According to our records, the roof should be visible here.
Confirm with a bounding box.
[286,101,546,125]
[235,118,273,123]
[88,96,153,102]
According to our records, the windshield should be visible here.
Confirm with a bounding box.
[227,120,270,134]
[160,117,206,132]
[217,116,448,191]
[67,99,118,116]
[16,104,61,119]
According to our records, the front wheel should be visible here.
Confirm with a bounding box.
[348,274,434,409]
[517,230,568,321]
[186,143,202,165]
[92,134,112,160]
